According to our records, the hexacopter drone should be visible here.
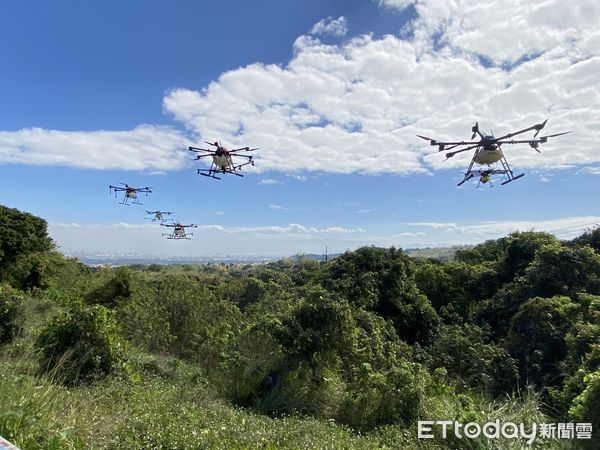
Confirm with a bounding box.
[189,140,258,179]
[418,120,571,187]
[109,183,152,205]
[161,222,198,240]
[145,210,173,222]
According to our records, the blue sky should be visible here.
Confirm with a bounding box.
[1,0,599,257]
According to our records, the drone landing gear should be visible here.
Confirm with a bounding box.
[457,173,474,187]
[498,155,524,185]
[199,170,222,180]
[500,173,524,185]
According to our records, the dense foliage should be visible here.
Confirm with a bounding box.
[1,205,599,448]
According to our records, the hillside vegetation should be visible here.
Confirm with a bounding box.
[1,204,599,449]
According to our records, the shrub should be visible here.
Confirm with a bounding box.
[0,286,23,344]
[570,369,600,450]
[340,361,427,430]
[84,267,134,308]
[36,304,128,384]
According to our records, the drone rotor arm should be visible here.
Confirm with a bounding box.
[493,119,549,141]
[189,146,215,153]
[495,139,541,145]
[444,144,480,159]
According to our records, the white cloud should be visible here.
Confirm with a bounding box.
[356,208,376,214]
[404,216,600,237]
[404,222,459,229]
[393,231,427,237]
[376,0,416,11]
[0,126,188,170]
[163,0,600,176]
[409,0,600,65]
[49,221,369,256]
[269,204,287,210]
[580,166,600,175]
[309,16,348,37]
[287,174,308,181]
[257,178,283,185]
[1,1,598,177]
[49,217,597,257]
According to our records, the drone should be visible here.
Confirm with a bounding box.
[418,120,571,187]
[189,140,258,179]
[109,183,152,205]
[145,210,173,222]
[161,222,198,240]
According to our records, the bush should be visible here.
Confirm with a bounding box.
[35,304,128,384]
[84,267,134,308]
[570,369,600,450]
[340,362,427,430]
[0,286,22,344]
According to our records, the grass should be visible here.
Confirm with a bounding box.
[1,352,575,449]
[0,293,582,449]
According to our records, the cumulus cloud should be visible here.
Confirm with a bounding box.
[376,0,416,11]
[0,126,188,170]
[163,0,600,176]
[309,16,348,37]
[2,1,599,176]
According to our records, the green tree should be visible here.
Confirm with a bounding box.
[426,324,518,395]
[506,296,581,388]
[524,242,600,298]
[268,288,356,377]
[36,303,128,384]
[499,231,557,282]
[325,247,439,344]
[0,205,54,289]
[85,267,135,307]
[570,369,600,450]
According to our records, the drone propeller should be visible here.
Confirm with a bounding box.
[533,119,548,138]
[471,122,479,139]
[538,131,572,143]
[205,141,219,147]
[417,135,437,145]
